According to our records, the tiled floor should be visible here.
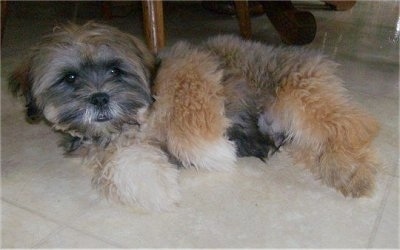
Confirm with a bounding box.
[1,1,399,248]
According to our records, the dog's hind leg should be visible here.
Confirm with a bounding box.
[259,58,380,197]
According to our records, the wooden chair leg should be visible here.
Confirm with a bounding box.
[234,0,252,39]
[142,0,165,53]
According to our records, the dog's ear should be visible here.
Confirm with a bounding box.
[9,59,42,122]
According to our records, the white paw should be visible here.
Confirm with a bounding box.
[93,143,181,211]
[169,137,237,172]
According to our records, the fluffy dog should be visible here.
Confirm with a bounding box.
[10,22,380,211]
[10,22,181,210]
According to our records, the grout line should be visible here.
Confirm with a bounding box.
[32,221,126,248]
[2,197,68,225]
[1,197,123,248]
[31,224,69,248]
[366,175,396,248]
[50,206,127,248]
[1,198,67,247]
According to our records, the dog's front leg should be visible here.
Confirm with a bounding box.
[91,143,181,211]
[152,43,237,171]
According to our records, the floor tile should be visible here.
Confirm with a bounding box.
[369,176,399,248]
[1,201,61,248]
[351,93,398,134]
[1,153,99,224]
[1,116,100,223]
[351,92,399,176]
[35,227,118,248]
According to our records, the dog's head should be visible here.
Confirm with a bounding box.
[9,22,155,145]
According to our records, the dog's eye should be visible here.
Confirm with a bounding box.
[64,73,78,84]
[110,67,121,77]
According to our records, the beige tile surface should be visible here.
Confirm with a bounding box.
[1,201,61,248]
[369,176,399,248]
[352,93,399,177]
[1,114,100,221]
[35,227,118,248]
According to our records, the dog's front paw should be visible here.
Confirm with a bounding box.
[92,143,181,211]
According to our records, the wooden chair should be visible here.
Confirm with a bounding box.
[1,1,356,50]
[140,0,356,52]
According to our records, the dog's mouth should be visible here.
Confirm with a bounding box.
[95,110,112,122]
[96,113,111,122]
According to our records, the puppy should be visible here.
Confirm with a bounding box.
[10,22,380,211]
[9,22,180,211]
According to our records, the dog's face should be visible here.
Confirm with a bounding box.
[10,22,155,143]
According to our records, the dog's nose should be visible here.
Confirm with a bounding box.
[90,92,110,107]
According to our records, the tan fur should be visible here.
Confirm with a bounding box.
[143,42,236,171]
[204,35,380,197]
[143,35,380,197]
[273,82,380,197]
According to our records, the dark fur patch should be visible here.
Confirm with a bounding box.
[60,134,84,153]
[227,110,281,161]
